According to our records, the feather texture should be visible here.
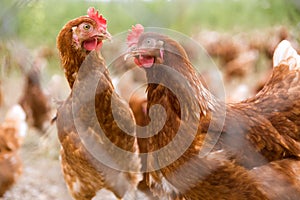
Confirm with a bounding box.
[126,28,300,199]
[0,105,27,197]
[56,9,141,200]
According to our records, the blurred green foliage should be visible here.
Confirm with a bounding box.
[1,0,299,48]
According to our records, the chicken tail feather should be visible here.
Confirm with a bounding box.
[273,40,300,70]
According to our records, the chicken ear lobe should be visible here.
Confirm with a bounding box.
[155,40,164,63]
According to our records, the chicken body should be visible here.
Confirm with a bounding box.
[0,105,27,197]
[56,8,141,200]
[224,40,300,167]
[19,64,51,132]
[126,26,300,199]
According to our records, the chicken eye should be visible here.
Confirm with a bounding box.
[83,24,91,30]
[144,38,155,47]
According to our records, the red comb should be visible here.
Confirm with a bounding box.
[127,24,144,47]
[87,7,107,31]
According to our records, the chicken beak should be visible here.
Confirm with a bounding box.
[100,30,112,41]
[124,50,140,61]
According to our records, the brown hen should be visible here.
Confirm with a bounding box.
[56,8,141,200]
[129,95,150,191]
[19,63,52,133]
[0,105,27,197]
[125,25,300,199]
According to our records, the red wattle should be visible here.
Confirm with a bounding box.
[134,58,142,67]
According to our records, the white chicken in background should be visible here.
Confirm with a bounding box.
[0,104,27,197]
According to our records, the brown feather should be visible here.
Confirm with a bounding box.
[56,17,142,199]
[19,65,51,132]
[0,105,27,197]
[130,32,300,199]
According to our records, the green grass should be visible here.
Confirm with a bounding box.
[0,0,298,48]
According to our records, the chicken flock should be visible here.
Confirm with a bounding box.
[1,6,300,200]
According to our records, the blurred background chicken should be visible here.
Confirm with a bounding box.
[194,26,300,102]
[0,104,27,197]
[3,41,53,134]
[18,62,52,133]
[129,95,149,128]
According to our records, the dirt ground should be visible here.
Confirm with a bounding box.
[0,126,72,200]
